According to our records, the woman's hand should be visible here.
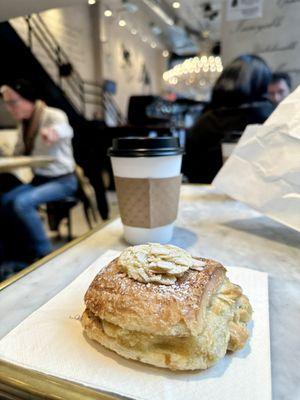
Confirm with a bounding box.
[41,127,60,146]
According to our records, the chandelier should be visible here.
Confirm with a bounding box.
[162,55,223,97]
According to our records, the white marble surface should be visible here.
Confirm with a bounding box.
[0,185,300,400]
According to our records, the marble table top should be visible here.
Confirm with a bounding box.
[0,156,54,173]
[0,185,299,399]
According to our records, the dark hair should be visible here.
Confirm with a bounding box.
[4,79,39,103]
[271,72,292,89]
[211,54,272,108]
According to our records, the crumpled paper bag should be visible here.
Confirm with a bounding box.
[213,86,300,232]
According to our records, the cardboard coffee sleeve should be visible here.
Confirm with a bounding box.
[114,176,182,228]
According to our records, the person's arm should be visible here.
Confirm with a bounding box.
[49,121,73,139]
[41,109,73,146]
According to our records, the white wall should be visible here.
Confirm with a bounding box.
[10,4,97,118]
[9,3,166,120]
[102,13,166,117]
[0,0,86,22]
[11,5,96,81]
[221,0,300,88]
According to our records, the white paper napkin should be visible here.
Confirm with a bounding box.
[0,250,271,400]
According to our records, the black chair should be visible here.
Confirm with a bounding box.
[46,169,97,241]
[47,201,78,242]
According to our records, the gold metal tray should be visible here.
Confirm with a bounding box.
[0,220,114,292]
[0,220,122,399]
[0,358,124,399]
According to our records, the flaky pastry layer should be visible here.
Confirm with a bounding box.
[84,258,227,337]
[82,276,252,370]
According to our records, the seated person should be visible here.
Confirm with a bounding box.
[182,54,275,183]
[0,79,77,262]
[268,72,291,106]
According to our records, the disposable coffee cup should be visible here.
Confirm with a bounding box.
[108,136,184,245]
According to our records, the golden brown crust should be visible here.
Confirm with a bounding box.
[84,257,226,337]
[82,279,252,371]
[82,255,253,371]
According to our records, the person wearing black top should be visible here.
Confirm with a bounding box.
[183,54,275,183]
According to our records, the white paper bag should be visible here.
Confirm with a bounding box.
[213,86,300,232]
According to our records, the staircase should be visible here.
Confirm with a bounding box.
[0,14,125,125]
[0,15,126,219]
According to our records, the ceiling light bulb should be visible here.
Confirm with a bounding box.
[172,2,181,9]
[131,28,138,35]
[104,9,112,17]
[142,37,147,42]
[162,50,169,57]
[119,19,127,27]
[151,42,157,48]
[88,0,96,4]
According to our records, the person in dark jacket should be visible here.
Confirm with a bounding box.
[183,54,275,183]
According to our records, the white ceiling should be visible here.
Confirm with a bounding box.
[164,0,222,42]
[103,0,223,55]
[0,0,223,55]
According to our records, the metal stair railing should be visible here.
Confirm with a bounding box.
[83,80,126,124]
[16,14,125,124]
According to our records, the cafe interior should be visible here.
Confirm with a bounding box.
[0,0,299,399]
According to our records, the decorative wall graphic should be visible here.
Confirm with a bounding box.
[120,43,134,83]
[226,0,263,21]
[121,43,132,67]
[222,0,300,86]
[141,63,152,90]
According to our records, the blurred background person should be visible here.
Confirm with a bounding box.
[183,54,274,183]
[268,72,291,106]
[0,79,77,264]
